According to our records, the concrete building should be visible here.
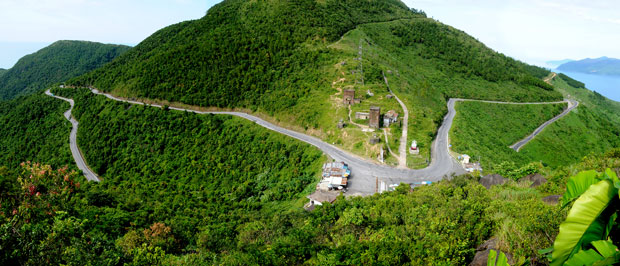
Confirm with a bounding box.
[355,112,370,120]
[383,110,399,127]
[369,106,381,128]
[343,89,355,105]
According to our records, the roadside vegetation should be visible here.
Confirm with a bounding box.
[450,101,566,169]
[66,0,563,165]
[0,93,73,171]
[516,75,620,168]
[0,86,619,265]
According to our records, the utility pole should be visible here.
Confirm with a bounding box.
[356,39,364,86]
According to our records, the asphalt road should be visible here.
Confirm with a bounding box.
[45,89,100,182]
[50,88,576,196]
[88,89,466,196]
[509,99,579,151]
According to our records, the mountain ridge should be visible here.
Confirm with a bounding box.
[557,56,620,76]
[0,40,130,100]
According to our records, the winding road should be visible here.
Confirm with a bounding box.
[45,89,100,182]
[509,99,579,151]
[47,88,577,196]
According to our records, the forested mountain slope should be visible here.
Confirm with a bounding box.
[69,0,563,166]
[0,68,6,77]
[0,93,73,171]
[0,41,130,100]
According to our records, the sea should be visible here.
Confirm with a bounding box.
[554,69,620,102]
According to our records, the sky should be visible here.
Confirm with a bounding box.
[403,0,620,67]
[1,0,618,69]
[0,0,221,69]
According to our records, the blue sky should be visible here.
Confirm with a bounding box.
[403,0,620,67]
[1,0,618,69]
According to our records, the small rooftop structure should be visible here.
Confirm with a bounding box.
[337,119,346,129]
[305,190,341,211]
[461,154,471,164]
[343,89,355,105]
[410,140,419,154]
[463,162,483,173]
[383,110,399,126]
[355,112,370,120]
[369,106,381,128]
[322,162,350,178]
[386,94,394,99]
[370,134,381,144]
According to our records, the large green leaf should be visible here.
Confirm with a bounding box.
[487,250,511,266]
[551,179,618,266]
[565,249,603,266]
[563,240,620,266]
[562,170,600,208]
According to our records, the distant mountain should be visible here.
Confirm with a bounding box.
[557,56,620,76]
[0,40,130,100]
[0,68,6,77]
[546,59,574,69]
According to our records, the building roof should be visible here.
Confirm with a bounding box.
[370,106,380,111]
[307,190,340,203]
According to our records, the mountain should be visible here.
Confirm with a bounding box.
[0,40,130,100]
[546,59,574,68]
[3,0,620,264]
[557,56,620,76]
[0,68,6,77]
[70,0,559,164]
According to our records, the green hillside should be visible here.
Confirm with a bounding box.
[0,68,6,77]
[450,102,566,169]
[449,73,620,172]
[69,0,561,166]
[0,41,130,100]
[0,93,73,170]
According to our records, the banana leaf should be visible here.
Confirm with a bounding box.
[551,179,618,266]
[562,170,600,209]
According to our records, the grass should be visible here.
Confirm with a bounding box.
[450,101,566,169]
[516,75,620,167]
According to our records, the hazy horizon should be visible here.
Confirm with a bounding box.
[2,0,619,69]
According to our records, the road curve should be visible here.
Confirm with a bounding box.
[45,89,100,182]
[50,87,576,196]
[85,88,464,195]
[509,99,579,151]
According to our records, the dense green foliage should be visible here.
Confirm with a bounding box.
[0,93,73,170]
[327,18,563,163]
[0,162,565,265]
[450,101,566,169]
[557,73,585,88]
[0,68,6,77]
[0,41,130,100]
[389,20,553,91]
[516,75,620,168]
[66,0,566,165]
[70,0,417,112]
[558,56,620,76]
[548,169,620,265]
[10,87,620,265]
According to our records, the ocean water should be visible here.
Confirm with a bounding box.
[554,69,620,102]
